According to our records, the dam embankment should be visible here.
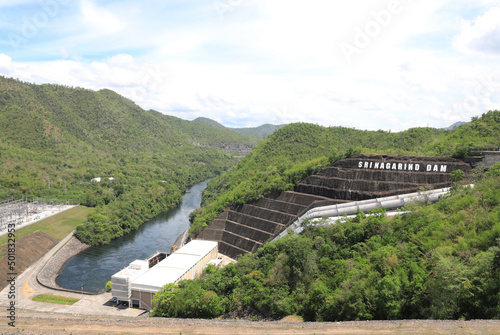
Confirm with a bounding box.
[198,154,472,259]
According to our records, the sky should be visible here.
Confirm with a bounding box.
[0,0,499,131]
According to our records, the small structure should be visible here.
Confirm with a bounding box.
[146,251,168,268]
[484,151,500,168]
[110,240,218,310]
[111,260,149,303]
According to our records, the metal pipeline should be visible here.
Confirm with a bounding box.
[272,186,472,242]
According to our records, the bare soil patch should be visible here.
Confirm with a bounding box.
[0,230,58,291]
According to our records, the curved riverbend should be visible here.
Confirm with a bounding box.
[56,179,210,293]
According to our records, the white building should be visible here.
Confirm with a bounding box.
[111,260,149,302]
[111,240,218,310]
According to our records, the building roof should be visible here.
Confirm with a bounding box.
[111,259,149,282]
[175,240,218,256]
[130,240,217,293]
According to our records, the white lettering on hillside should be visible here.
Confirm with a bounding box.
[358,161,447,172]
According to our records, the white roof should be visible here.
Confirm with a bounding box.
[156,253,200,270]
[130,240,217,292]
[131,267,186,292]
[111,260,148,281]
[175,240,217,256]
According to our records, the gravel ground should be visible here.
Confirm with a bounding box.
[3,311,500,335]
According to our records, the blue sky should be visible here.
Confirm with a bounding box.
[0,0,499,130]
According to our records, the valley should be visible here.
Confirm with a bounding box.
[0,77,499,328]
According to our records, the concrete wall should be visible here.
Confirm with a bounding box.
[111,277,129,301]
[198,154,472,259]
[197,218,226,241]
[131,290,154,310]
[484,152,500,168]
[254,198,306,215]
[297,155,471,201]
[239,205,296,224]
[176,245,218,282]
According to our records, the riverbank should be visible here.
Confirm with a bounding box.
[56,179,212,293]
[37,235,93,293]
[0,230,144,318]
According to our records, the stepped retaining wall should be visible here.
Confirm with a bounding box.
[227,211,284,234]
[253,198,306,216]
[239,205,296,225]
[198,154,472,259]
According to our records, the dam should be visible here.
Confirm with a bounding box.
[198,154,472,258]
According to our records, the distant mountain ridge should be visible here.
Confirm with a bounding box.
[192,117,286,139]
[445,121,466,130]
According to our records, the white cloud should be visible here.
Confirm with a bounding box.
[454,7,500,57]
[0,54,13,75]
[79,0,124,34]
[2,1,499,131]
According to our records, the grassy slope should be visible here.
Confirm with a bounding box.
[0,206,94,247]
[32,294,79,305]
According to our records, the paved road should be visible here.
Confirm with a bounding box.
[0,232,143,317]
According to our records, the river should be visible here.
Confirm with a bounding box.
[55,179,210,293]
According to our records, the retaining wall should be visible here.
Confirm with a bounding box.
[227,211,284,234]
[198,154,472,259]
[239,205,296,225]
[253,198,306,215]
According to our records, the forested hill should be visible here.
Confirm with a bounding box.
[152,112,500,321]
[154,163,500,321]
[0,76,257,245]
[0,77,258,154]
[190,111,500,235]
[193,116,286,139]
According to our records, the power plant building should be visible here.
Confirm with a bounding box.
[111,260,149,303]
[111,240,218,310]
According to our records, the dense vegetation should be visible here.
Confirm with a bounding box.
[189,111,500,236]
[152,164,500,320]
[0,76,258,245]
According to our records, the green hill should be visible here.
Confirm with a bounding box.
[192,117,226,128]
[193,116,285,139]
[189,111,500,236]
[231,124,286,139]
[0,76,257,245]
[153,164,500,320]
[156,111,500,321]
